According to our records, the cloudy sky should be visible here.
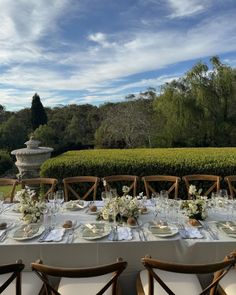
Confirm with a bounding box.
[0,0,236,111]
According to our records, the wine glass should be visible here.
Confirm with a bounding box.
[55,190,64,206]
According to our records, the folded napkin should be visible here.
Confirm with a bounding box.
[44,228,65,242]
[149,226,172,235]
[219,222,236,234]
[185,228,203,239]
[82,224,107,238]
[108,227,132,241]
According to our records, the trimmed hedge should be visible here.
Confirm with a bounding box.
[40,148,236,198]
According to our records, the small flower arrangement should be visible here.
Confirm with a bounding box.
[97,190,140,223]
[181,185,207,220]
[15,189,46,224]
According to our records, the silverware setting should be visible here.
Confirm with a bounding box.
[111,226,118,241]
[199,221,219,240]
[38,228,52,242]
[0,231,7,242]
[136,227,147,241]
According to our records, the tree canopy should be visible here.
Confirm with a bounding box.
[0,57,235,154]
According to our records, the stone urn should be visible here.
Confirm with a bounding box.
[11,136,53,179]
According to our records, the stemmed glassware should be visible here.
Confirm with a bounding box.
[55,190,64,207]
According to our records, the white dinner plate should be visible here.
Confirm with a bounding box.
[148,223,178,237]
[10,224,45,241]
[79,223,111,240]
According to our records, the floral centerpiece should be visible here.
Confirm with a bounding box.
[181,185,207,220]
[15,189,46,224]
[97,186,141,223]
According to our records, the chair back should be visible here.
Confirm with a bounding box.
[182,175,221,199]
[32,258,127,295]
[21,178,58,200]
[103,175,138,197]
[142,175,180,199]
[0,178,19,203]
[139,254,236,295]
[63,176,99,201]
[224,175,236,198]
[0,260,24,295]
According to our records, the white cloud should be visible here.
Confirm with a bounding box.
[0,1,236,111]
[168,0,207,18]
[0,0,69,64]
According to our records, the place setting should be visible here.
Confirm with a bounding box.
[144,220,179,239]
[77,222,111,240]
[216,221,236,239]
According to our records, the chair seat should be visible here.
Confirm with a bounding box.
[139,268,202,295]
[58,274,113,295]
[0,272,42,295]
[219,268,236,295]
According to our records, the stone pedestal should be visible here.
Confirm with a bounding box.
[11,136,53,180]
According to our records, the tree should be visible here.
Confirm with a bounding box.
[153,56,236,147]
[95,98,156,148]
[31,93,47,130]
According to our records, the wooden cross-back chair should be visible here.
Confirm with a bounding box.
[137,254,236,295]
[31,258,127,295]
[0,178,19,203]
[63,176,99,201]
[103,175,139,197]
[218,252,236,295]
[224,176,236,198]
[142,175,181,199]
[182,175,221,199]
[21,178,58,200]
[0,260,24,295]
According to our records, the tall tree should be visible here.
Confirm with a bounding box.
[31,93,47,130]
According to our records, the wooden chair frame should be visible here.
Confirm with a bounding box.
[182,175,221,199]
[63,176,99,201]
[32,258,127,295]
[0,178,19,203]
[103,175,139,197]
[0,260,24,295]
[21,178,58,200]
[142,175,180,199]
[137,255,236,295]
[224,176,236,198]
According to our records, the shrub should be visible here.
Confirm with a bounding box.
[0,149,14,176]
[40,148,236,198]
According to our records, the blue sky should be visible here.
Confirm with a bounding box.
[0,0,236,111]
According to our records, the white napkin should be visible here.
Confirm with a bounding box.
[108,227,132,241]
[185,227,203,239]
[44,228,65,242]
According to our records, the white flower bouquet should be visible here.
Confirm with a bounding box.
[181,185,207,220]
[15,189,46,224]
[97,194,140,223]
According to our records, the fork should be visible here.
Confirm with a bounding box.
[0,231,7,242]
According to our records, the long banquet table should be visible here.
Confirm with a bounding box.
[0,201,236,295]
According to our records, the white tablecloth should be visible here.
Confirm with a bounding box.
[1,201,236,295]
